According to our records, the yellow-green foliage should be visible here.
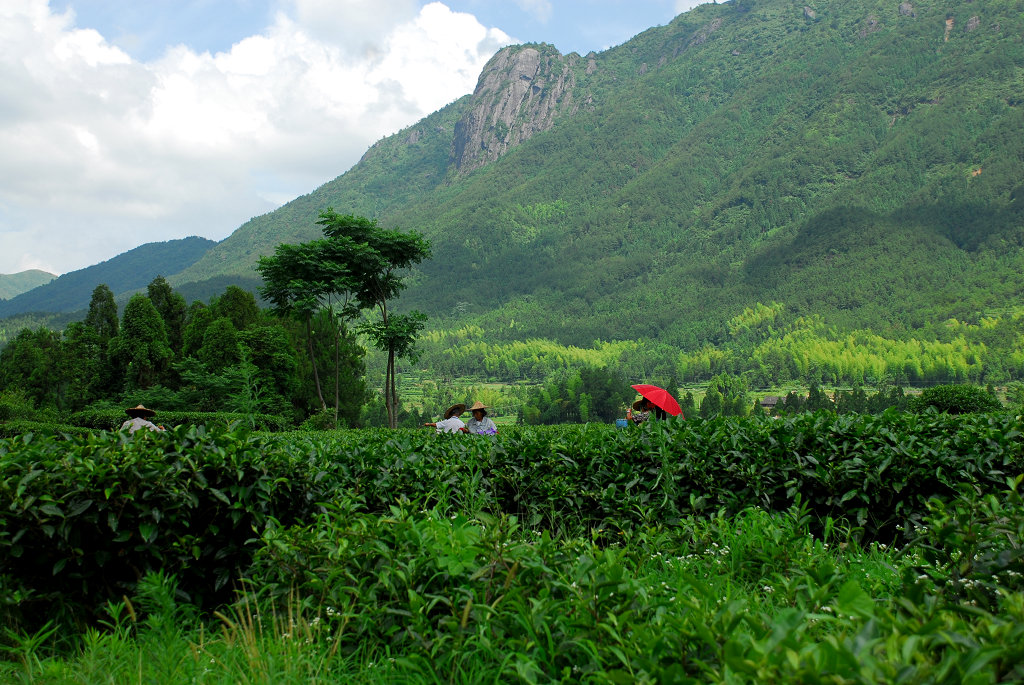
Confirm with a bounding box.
[417,328,638,380]
[677,345,734,380]
[727,301,785,338]
[753,330,985,384]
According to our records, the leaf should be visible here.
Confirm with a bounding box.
[139,522,158,544]
[209,488,231,505]
[68,500,93,517]
[39,504,63,518]
[836,579,874,619]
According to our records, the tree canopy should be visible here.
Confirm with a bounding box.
[257,210,431,428]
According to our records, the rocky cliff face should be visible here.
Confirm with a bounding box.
[450,45,585,173]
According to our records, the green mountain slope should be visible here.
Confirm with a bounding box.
[0,270,56,300]
[170,0,1024,347]
[0,237,216,317]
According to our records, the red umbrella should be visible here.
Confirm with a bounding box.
[631,384,683,417]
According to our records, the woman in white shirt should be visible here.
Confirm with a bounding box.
[425,404,467,433]
[465,402,498,435]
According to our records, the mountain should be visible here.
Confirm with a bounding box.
[0,237,216,318]
[0,270,56,300]
[152,1,1024,346]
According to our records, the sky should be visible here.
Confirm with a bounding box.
[1,0,708,276]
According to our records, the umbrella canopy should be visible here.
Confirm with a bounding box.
[630,384,683,417]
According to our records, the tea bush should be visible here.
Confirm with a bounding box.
[67,408,292,432]
[230,492,1024,682]
[906,476,1024,611]
[0,420,91,439]
[0,424,318,633]
[2,411,1022,638]
[908,384,1003,415]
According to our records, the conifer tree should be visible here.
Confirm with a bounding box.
[700,386,723,418]
[109,294,173,390]
[147,276,187,356]
[84,284,119,342]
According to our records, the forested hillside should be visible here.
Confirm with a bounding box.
[0,237,215,318]
[164,0,1024,350]
[0,270,55,301]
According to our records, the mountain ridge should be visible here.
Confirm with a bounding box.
[0,237,217,318]
[8,0,1024,353]
[0,270,56,301]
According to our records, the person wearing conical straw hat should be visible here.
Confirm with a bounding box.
[466,401,497,435]
[120,404,166,434]
[425,403,468,434]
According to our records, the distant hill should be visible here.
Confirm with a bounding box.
[164,0,1024,348]
[0,270,56,300]
[0,237,216,317]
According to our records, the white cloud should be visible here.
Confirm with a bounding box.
[0,0,510,275]
[513,0,553,24]
[287,0,420,57]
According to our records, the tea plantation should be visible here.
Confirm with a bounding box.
[2,412,1022,682]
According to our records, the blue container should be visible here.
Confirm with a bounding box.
[615,418,629,429]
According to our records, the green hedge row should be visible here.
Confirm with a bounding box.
[0,420,93,439]
[282,410,1024,542]
[2,410,1022,633]
[67,408,292,432]
[1,424,311,633]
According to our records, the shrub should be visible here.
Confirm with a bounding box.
[0,424,317,634]
[0,420,90,439]
[908,384,1003,414]
[906,476,1024,611]
[4,412,1023,638]
[0,389,36,422]
[67,408,291,432]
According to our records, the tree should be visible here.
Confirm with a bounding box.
[197,317,240,374]
[147,276,187,356]
[237,322,302,420]
[835,386,868,414]
[0,328,63,408]
[257,237,358,420]
[82,284,121,397]
[80,284,123,401]
[109,294,173,391]
[703,373,749,417]
[60,322,105,410]
[302,310,366,427]
[780,390,805,414]
[84,284,119,342]
[699,386,723,418]
[578,366,631,421]
[805,384,835,412]
[679,390,697,418]
[213,286,260,331]
[182,301,215,358]
[317,210,431,429]
[258,210,431,429]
